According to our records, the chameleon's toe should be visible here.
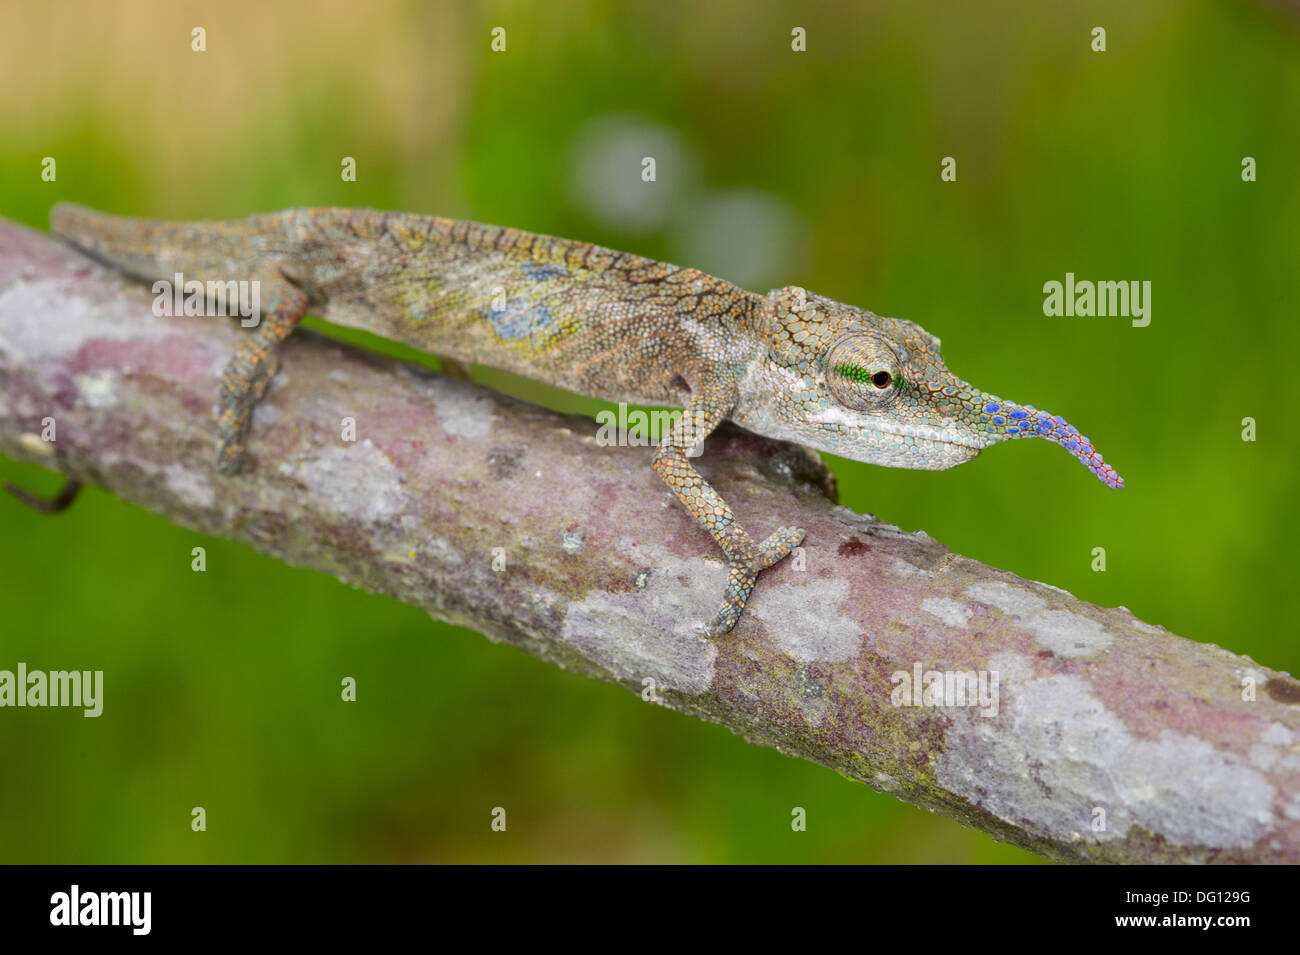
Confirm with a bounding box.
[705,529,805,635]
[706,562,759,636]
[250,360,280,401]
[215,439,246,476]
[756,525,805,569]
[214,404,250,475]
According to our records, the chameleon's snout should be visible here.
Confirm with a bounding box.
[976,396,1123,489]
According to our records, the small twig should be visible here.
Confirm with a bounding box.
[5,475,82,512]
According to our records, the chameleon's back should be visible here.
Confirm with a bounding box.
[51,203,764,406]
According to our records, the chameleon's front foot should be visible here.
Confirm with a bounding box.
[705,525,805,635]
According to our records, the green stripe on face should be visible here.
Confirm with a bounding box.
[834,363,875,383]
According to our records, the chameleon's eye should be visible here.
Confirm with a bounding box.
[826,336,899,410]
[832,365,892,388]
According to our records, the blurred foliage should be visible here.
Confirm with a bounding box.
[1,0,1296,862]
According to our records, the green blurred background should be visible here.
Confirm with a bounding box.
[1,0,1297,863]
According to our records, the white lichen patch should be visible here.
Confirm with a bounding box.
[0,278,173,360]
[433,386,496,438]
[292,441,407,523]
[922,597,973,629]
[890,558,929,578]
[1284,796,1300,822]
[966,583,1112,658]
[1027,609,1112,658]
[748,577,862,663]
[1260,721,1294,746]
[74,370,118,408]
[938,672,1276,850]
[965,582,1047,616]
[988,651,1036,685]
[873,772,901,794]
[163,464,215,509]
[560,554,722,695]
[1250,722,1300,773]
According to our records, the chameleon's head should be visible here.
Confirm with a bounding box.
[738,286,1122,488]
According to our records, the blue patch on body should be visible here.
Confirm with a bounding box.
[484,298,556,340]
[521,263,570,281]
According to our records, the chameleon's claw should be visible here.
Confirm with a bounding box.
[706,525,806,635]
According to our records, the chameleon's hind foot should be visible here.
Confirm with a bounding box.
[705,525,805,636]
[214,276,306,476]
[215,361,279,475]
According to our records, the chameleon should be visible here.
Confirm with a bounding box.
[41,203,1123,634]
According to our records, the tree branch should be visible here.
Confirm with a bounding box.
[2,217,1298,863]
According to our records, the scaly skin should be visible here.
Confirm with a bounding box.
[50,203,1123,634]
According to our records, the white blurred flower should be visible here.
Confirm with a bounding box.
[567,114,692,234]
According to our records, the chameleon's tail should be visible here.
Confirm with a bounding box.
[50,203,217,282]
